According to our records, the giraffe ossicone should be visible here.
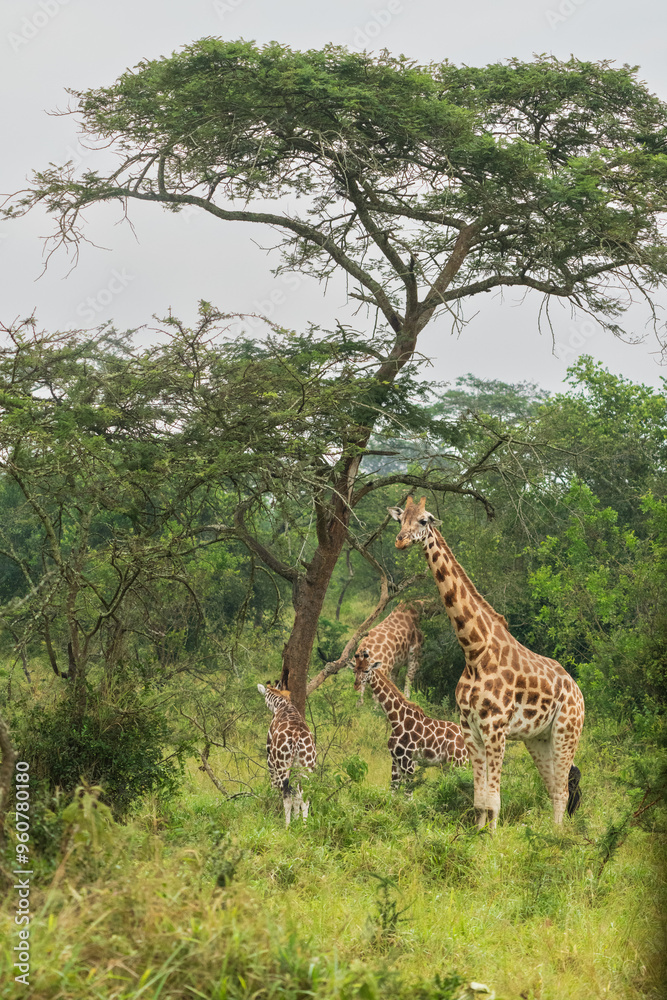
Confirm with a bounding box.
[389,496,584,831]
[258,682,316,826]
[354,658,467,793]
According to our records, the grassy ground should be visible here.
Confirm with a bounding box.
[1,673,665,1000]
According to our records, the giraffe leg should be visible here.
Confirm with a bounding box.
[524,715,582,824]
[292,783,307,823]
[357,677,367,706]
[281,777,293,827]
[400,754,415,799]
[404,644,420,699]
[460,718,488,829]
[483,728,506,833]
[390,752,402,792]
[554,706,584,823]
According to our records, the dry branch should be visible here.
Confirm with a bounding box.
[198,743,227,796]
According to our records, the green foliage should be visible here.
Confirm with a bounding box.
[6,48,667,367]
[14,695,184,817]
[205,830,246,888]
[551,357,667,527]
[596,727,667,869]
[315,616,351,665]
[337,753,369,786]
[366,873,412,944]
[1,698,664,1000]
[418,614,467,707]
[527,485,667,719]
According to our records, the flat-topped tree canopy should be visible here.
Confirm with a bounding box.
[5,43,667,363]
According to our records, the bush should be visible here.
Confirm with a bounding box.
[15,695,184,817]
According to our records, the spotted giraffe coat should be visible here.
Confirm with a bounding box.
[354,661,467,790]
[354,601,425,702]
[258,683,316,825]
[390,496,584,830]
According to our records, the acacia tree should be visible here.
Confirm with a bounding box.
[5,43,667,715]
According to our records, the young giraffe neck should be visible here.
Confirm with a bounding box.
[367,669,417,720]
[422,526,509,658]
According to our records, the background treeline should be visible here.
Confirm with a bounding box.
[0,312,665,820]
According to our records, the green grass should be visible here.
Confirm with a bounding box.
[1,674,665,1000]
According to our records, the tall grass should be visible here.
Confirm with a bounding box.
[1,673,664,1000]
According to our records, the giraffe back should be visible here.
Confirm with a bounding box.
[260,685,316,785]
[381,675,467,766]
[357,666,467,767]
[354,602,423,673]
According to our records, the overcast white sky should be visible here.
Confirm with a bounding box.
[2,0,666,392]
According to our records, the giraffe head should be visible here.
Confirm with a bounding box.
[353,657,382,692]
[388,496,438,549]
[257,682,291,713]
[353,646,372,680]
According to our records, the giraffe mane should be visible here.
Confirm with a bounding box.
[373,669,426,717]
[432,527,509,629]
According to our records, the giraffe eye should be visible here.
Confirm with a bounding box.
[419,518,428,525]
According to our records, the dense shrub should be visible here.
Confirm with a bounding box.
[15,695,184,817]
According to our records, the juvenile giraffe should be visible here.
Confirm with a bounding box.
[257,683,316,826]
[389,497,584,831]
[354,601,425,704]
[354,658,467,792]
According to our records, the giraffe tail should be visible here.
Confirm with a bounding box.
[566,764,582,817]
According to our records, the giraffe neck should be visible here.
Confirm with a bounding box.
[421,527,508,653]
[367,669,415,724]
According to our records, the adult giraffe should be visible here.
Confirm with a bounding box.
[389,497,584,831]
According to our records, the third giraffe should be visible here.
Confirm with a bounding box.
[390,497,584,832]
[354,601,426,704]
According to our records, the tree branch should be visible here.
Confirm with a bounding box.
[417,222,483,331]
[351,474,495,518]
[233,502,299,586]
[45,181,406,335]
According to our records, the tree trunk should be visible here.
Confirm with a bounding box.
[281,538,345,717]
